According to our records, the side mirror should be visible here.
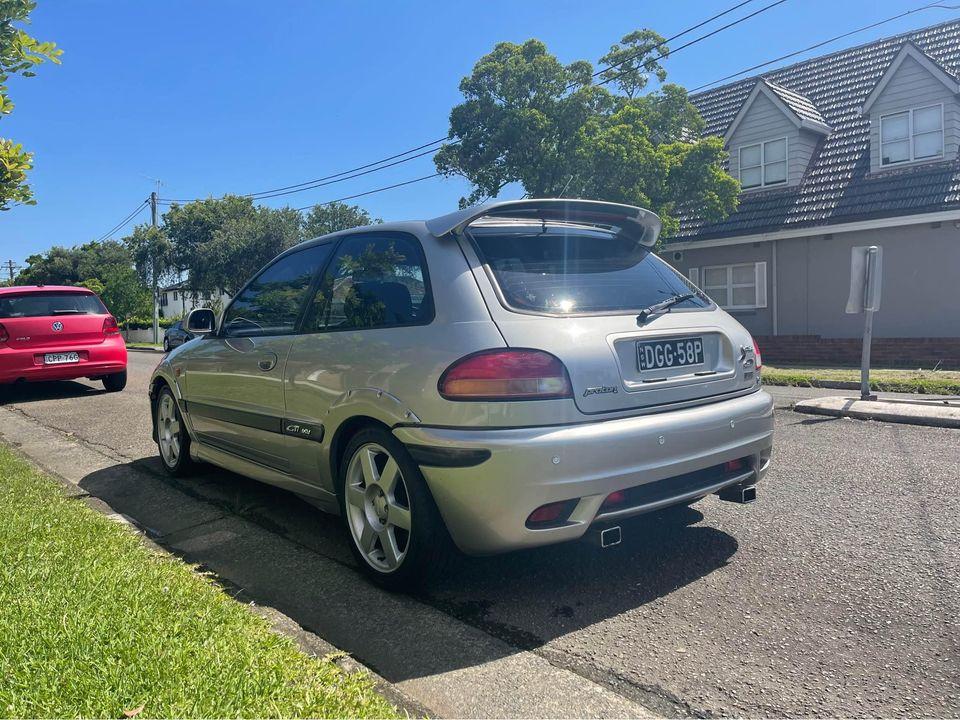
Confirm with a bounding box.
[184,307,216,335]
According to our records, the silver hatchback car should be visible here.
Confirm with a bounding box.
[149,199,774,590]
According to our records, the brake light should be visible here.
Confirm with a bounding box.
[102,316,120,335]
[0,323,7,344]
[752,337,762,371]
[526,499,578,528]
[439,349,573,401]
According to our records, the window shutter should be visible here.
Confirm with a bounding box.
[754,262,768,308]
[688,267,699,286]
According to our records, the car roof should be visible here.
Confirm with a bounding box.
[0,285,95,296]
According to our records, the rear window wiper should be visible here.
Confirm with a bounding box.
[636,293,695,324]
[51,309,85,315]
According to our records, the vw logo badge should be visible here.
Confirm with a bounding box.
[51,321,63,332]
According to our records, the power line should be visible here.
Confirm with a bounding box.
[246,137,446,198]
[96,200,149,242]
[689,0,960,93]
[587,0,758,84]
[595,0,791,89]
[295,173,442,212]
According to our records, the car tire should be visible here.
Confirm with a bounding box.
[163,338,170,353]
[339,427,453,592]
[102,370,127,392]
[155,385,194,477]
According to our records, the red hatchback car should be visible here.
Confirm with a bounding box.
[0,285,127,392]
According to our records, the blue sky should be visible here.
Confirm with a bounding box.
[3,0,959,270]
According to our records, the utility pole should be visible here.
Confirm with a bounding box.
[2,260,20,284]
[149,190,161,345]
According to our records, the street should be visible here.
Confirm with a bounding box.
[2,350,958,718]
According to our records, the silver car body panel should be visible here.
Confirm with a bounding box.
[148,199,775,555]
[394,389,773,554]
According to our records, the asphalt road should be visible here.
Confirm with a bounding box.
[3,351,958,718]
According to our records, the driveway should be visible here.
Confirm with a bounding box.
[1,351,958,717]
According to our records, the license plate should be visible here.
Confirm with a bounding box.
[637,337,704,371]
[44,352,80,365]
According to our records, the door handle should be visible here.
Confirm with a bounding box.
[258,353,278,372]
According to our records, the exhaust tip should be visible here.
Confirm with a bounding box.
[600,525,621,548]
[718,483,757,504]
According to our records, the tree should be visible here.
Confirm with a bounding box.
[203,205,302,296]
[161,195,258,293]
[81,267,151,327]
[434,34,738,236]
[1,0,62,211]
[18,240,133,285]
[302,201,380,239]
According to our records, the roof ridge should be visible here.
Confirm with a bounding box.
[690,15,960,99]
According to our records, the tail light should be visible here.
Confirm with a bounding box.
[0,323,7,344]
[102,316,120,335]
[439,349,573,401]
[752,337,762,371]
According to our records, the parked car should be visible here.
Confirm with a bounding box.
[148,199,774,590]
[163,320,194,352]
[0,285,127,392]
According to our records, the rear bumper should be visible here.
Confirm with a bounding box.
[0,339,127,384]
[392,389,774,555]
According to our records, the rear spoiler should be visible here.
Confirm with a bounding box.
[425,199,662,247]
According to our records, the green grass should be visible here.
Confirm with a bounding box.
[0,445,400,719]
[762,365,960,395]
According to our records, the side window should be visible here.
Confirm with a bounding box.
[305,233,433,332]
[221,244,333,337]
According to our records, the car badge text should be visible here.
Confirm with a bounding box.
[583,385,618,397]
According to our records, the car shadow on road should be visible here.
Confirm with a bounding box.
[78,456,738,683]
[0,380,106,405]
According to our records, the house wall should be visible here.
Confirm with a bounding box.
[160,289,230,318]
[868,54,960,172]
[726,92,818,188]
[663,242,774,336]
[664,220,960,365]
[776,222,960,338]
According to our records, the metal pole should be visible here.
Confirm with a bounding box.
[860,309,875,400]
[150,191,160,346]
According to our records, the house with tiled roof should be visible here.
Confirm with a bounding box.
[661,20,960,367]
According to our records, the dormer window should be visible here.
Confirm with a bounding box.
[880,104,943,165]
[739,138,787,189]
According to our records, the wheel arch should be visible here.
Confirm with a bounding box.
[328,415,392,495]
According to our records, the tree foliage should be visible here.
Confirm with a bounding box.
[434,32,738,235]
[81,266,151,325]
[302,201,380,239]
[18,240,132,286]
[1,0,62,211]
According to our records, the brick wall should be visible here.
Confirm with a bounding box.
[754,335,960,369]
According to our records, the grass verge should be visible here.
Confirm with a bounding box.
[762,365,960,395]
[0,444,399,719]
[125,342,163,350]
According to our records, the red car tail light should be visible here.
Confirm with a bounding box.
[0,322,7,344]
[439,349,573,401]
[752,336,762,371]
[102,316,120,335]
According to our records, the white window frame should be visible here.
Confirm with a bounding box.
[880,103,944,166]
[738,137,788,189]
[696,262,767,310]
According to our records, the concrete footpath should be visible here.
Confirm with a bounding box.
[0,406,659,719]
[794,395,960,429]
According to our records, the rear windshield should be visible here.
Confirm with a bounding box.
[0,291,107,318]
[469,225,711,315]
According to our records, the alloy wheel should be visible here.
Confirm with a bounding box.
[344,442,412,573]
[157,393,181,467]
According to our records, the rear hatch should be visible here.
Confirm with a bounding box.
[0,290,110,350]
[465,222,756,415]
